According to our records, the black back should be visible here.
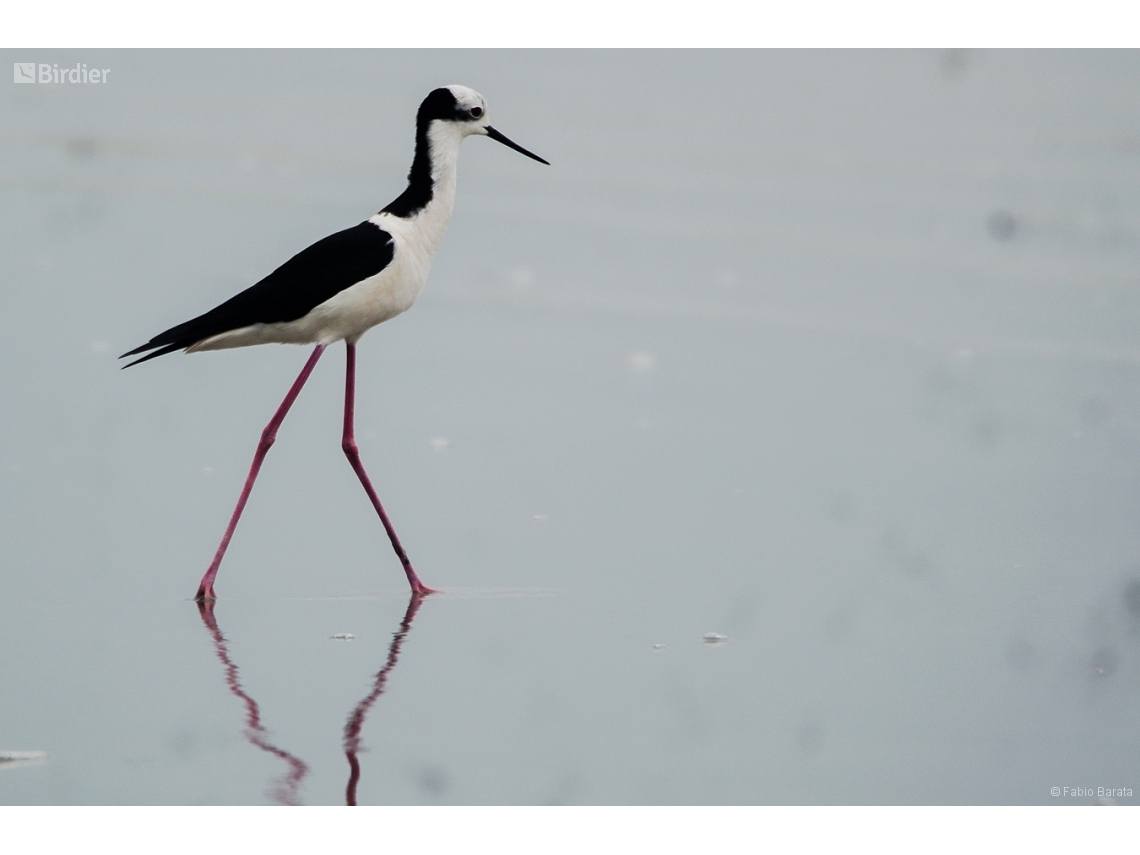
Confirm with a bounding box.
[122,221,394,366]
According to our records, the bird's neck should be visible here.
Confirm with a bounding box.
[381,120,461,248]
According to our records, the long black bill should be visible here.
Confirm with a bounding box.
[485,126,550,165]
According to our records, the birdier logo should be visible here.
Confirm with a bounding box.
[13,63,110,84]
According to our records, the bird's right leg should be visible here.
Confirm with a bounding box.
[195,345,326,602]
[340,342,437,596]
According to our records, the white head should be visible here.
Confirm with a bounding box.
[417,85,549,163]
[382,86,548,219]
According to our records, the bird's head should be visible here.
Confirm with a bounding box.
[418,85,549,165]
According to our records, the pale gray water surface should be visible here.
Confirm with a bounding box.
[2,50,1140,804]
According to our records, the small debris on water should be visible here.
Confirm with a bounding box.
[531,514,549,522]
[702,632,728,645]
[652,643,666,652]
[1092,646,1118,677]
[0,751,47,768]
[329,633,355,641]
[430,438,453,452]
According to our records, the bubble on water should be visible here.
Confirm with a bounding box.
[329,633,355,641]
[419,766,450,794]
[974,414,1002,447]
[702,632,728,645]
[1091,646,1118,676]
[531,514,549,522]
[1123,579,1140,618]
[429,438,452,452]
[1005,637,1037,672]
[1080,396,1112,427]
[940,49,969,78]
[629,351,656,373]
[987,210,1017,242]
[508,265,535,292]
[797,720,825,754]
[66,137,97,159]
[652,643,666,651]
[829,493,857,523]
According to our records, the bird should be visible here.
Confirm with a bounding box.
[122,85,549,602]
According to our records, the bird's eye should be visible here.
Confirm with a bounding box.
[470,107,483,119]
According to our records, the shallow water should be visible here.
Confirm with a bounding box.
[2,49,1140,804]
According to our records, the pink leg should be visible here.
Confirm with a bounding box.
[342,342,437,595]
[195,345,326,601]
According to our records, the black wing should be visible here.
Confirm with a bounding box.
[121,220,394,367]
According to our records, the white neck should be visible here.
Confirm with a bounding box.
[412,121,463,248]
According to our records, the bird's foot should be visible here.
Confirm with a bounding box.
[409,579,441,597]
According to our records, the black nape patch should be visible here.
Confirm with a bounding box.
[121,222,394,367]
[417,87,464,123]
[382,88,469,219]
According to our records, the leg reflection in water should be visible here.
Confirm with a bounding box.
[343,591,428,806]
[196,600,310,805]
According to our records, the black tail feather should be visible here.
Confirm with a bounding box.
[120,341,161,358]
[119,313,220,368]
[120,342,187,369]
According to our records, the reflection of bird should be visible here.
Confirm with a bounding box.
[122,86,549,601]
[196,600,309,805]
[195,592,429,805]
[343,592,429,806]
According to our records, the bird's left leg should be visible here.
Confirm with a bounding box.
[195,344,326,601]
[341,342,437,595]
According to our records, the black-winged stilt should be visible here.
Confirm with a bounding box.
[122,86,548,601]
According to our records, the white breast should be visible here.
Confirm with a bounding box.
[305,212,447,342]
